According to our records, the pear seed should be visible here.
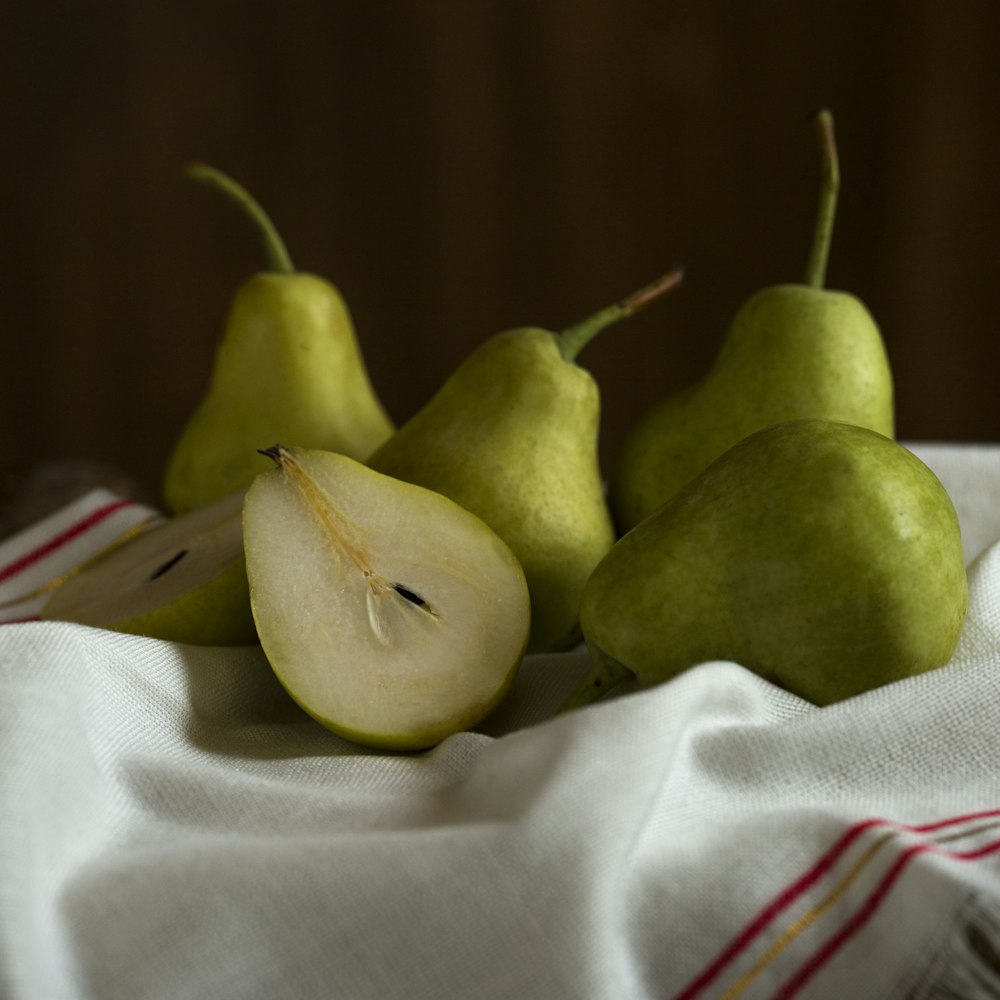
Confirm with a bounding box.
[148,549,188,581]
[392,583,426,607]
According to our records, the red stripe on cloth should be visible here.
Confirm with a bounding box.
[672,808,1000,1000]
[672,820,880,1000]
[0,500,135,585]
[775,829,1000,999]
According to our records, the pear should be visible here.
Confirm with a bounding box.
[368,269,683,653]
[611,110,894,533]
[243,446,530,750]
[41,489,256,645]
[163,165,393,513]
[567,420,968,709]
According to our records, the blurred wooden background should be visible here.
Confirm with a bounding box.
[3,1,999,505]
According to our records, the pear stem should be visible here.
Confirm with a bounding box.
[558,656,636,713]
[802,108,840,289]
[557,266,684,362]
[185,163,295,274]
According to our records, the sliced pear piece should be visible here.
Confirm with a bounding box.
[243,446,531,750]
[41,490,255,645]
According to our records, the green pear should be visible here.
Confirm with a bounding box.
[368,269,683,653]
[41,489,256,645]
[164,165,393,513]
[243,446,530,750]
[611,110,894,533]
[568,420,968,709]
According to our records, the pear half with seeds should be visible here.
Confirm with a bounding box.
[41,490,255,645]
[243,446,530,750]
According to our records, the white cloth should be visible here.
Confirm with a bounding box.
[1,443,999,1000]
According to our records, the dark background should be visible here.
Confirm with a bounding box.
[3,2,998,505]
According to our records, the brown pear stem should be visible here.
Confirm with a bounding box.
[558,656,636,713]
[557,266,684,362]
[185,163,296,274]
[803,108,840,289]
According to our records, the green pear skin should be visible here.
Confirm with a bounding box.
[579,420,968,707]
[368,327,614,654]
[164,272,393,513]
[47,561,254,646]
[611,284,894,532]
[110,560,254,646]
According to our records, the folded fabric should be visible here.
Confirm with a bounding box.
[1,443,999,1000]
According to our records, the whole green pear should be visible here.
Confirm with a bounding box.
[570,419,968,708]
[164,165,393,513]
[368,270,682,653]
[611,110,894,533]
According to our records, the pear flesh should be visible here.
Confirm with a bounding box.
[164,272,393,513]
[611,284,894,531]
[243,447,530,750]
[578,420,968,707]
[41,490,255,646]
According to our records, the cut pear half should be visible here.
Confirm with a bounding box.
[42,489,255,645]
[243,446,531,750]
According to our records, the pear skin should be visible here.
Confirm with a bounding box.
[577,420,968,707]
[611,109,893,533]
[165,272,393,512]
[611,283,893,531]
[369,327,612,654]
[164,166,392,513]
[368,270,683,653]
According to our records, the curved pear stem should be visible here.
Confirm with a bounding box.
[557,265,685,362]
[185,163,295,274]
[802,108,840,289]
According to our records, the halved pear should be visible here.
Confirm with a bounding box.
[242,446,531,750]
[41,490,255,645]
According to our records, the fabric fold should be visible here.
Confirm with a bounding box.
[1,443,999,999]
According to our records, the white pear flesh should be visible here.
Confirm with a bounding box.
[41,490,255,645]
[242,447,531,750]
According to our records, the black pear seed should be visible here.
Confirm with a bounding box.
[392,583,426,607]
[149,549,189,581]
